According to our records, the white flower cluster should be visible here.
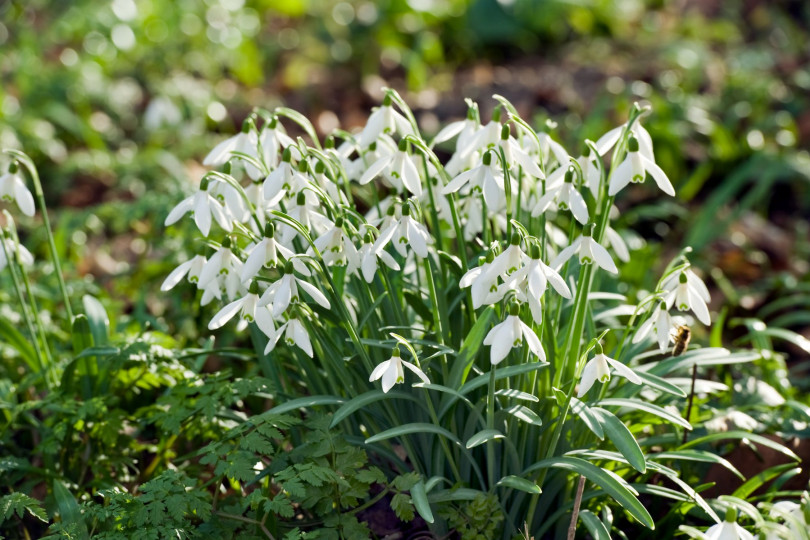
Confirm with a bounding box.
[163,91,700,394]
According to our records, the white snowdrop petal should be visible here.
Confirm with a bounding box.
[254,307,276,339]
[402,360,430,384]
[291,320,313,357]
[12,178,35,217]
[432,120,466,146]
[550,241,579,271]
[608,159,633,196]
[605,228,630,263]
[369,360,391,382]
[520,322,546,361]
[442,169,476,195]
[595,126,622,156]
[568,190,589,225]
[607,358,642,385]
[381,362,398,392]
[689,288,712,325]
[400,155,423,197]
[209,198,233,232]
[203,136,238,166]
[298,279,331,309]
[208,298,244,330]
[378,250,400,271]
[161,260,193,291]
[643,157,676,196]
[578,359,599,397]
[589,239,618,274]
[164,197,194,226]
[359,155,391,185]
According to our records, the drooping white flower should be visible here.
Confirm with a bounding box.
[551,226,618,275]
[357,231,400,283]
[372,204,432,259]
[164,176,233,237]
[369,347,430,393]
[595,121,654,159]
[308,217,360,272]
[208,281,275,336]
[442,150,508,210]
[203,121,265,180]
[264,317,313,357]
[501,244,571,324]
[496,124,545,180]
[578,352,642,398]
[431,107,478,153]
[664,269,711,325]
[197,237,243,298]
[531,167,589,224]
[632,302,675,353]
[161,254,207,291]
[241,223,308,283]
[609,136,675,197]
[359,139,423,198]
[263,149,312,207]
[259,261,331,318]
[704,509,754,540]
[767,501,809,540]
[0,234,34,271]
[0,163,35,217]
[359,96,413,147]
[258,116,294,170]
[483,303,545,365]
[279,190,333,246]
[603,225,630,263]
[460,253,502,309]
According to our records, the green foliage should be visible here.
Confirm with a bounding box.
[438,492,504,540]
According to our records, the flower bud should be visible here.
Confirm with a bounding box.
[264,222,275,238]
[628,136,640,153]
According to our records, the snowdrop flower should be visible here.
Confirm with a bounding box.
[578,351,641,398]
[265,317,313,357]
[357,231,400,283]
[704,509,754,540]
[535,132,570,171]
[369,347,430,393]
[532,168,588,224]
[483,302,545,365]
[595,121,654,159]
[200,278,222,306]
[432,106,478,152]
[372,204,432,259]
[767,501,808,539]
[0,163,35,217]
[460,252,502,309]
[258,116,294,170]
[486,233,528,280]
[279,191,333,245]
[241,223,308,283]
[308,217,360,272]
[198,237,243,298]
[161,253,207,291]
[502,244,571,324]
[442,151,507,210]
[496,124,545,180]
[359,95,413,147]
[263,149,312,206]
[259,261,331,317]
[165,176,233,237]
[312,160,346,205]
[609,136,675,197]
[204,120,265,180]
[632,302,675,353]
[551,225,618,275]
[0,233,34,271]
[359,139,423,198]
[208,281,275,336]
[664,270,711,325]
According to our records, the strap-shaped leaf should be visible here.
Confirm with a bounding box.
[591,408,646,473]
[579,509,611,540]
[466,429,504,449]
[267,395,344,415]
[597,398,691,429]
[523,456,654,529]
[496,475,542,494]
[366,423,461,446]
[651,449,744,480]
[330,390,422,428]
[411,479,434,523]
[680,431,800,461]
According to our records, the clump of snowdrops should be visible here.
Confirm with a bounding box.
[161,90,809,537]
[3,89,804,537]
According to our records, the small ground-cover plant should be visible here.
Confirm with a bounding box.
[1,91,809,538]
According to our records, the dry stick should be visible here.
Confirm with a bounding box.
[567,475,587,540]
[682,362,698,445]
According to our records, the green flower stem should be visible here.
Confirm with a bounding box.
[1,233,47,384]
[422,257,447,347]
[487,364,497,489]
[499,147,513,238]
[381,264,406,329]
[422,387,463,483]
[14,239,54,370]
[6,150,74,322]
[525,369,578,531]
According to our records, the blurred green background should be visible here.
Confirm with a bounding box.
[1,0,809,358]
